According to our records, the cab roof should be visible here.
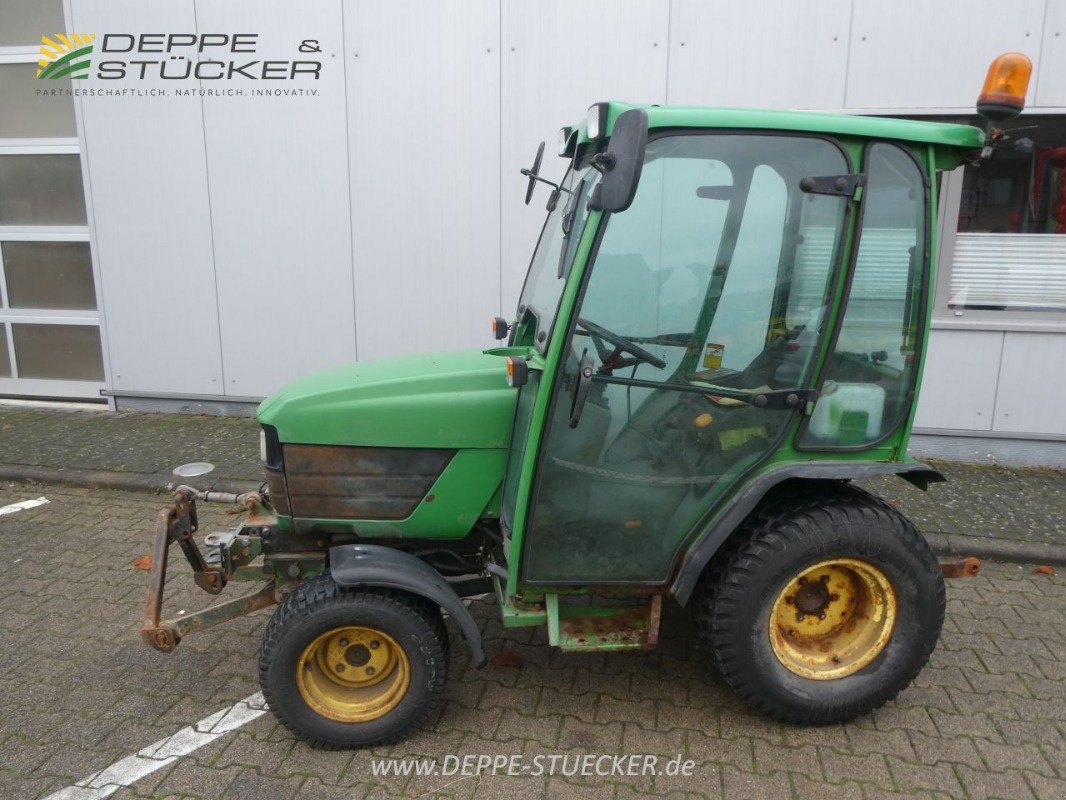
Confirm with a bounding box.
[587,102,984,150]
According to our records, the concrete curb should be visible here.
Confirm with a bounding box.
[1,463,1062,568]
[0,464,263,497]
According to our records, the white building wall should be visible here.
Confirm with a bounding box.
[68,0,1066,452]
[346,0,501,362]
[68,0,224,396]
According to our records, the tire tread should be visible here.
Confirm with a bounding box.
[694,483,945,725]
[259,576,448,749]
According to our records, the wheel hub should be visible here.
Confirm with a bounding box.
[296,625,410,722]
[344,644,371,667]
[769,558,897,680]
[790,577,832,617]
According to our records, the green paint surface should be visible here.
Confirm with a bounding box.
[258,349,517,449]
[578,103,983,152]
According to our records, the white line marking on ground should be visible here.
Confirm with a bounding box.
[0,497,49,516]
[42,693,268,800]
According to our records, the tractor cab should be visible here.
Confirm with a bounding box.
[140,54,1033,749]
[503,106,956,588]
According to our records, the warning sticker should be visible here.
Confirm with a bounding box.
[703,343,725,370]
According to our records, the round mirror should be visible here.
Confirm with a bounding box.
[172,462,215,478]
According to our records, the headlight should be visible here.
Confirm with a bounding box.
[586,103,609,141]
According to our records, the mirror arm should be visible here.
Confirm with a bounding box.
[520,169,565,193]
[590,152,616,173]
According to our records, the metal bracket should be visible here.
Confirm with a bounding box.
[141,490,270,653]
[749,389,818,410]
[799,173,866,197]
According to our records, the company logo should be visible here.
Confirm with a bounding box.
[37,33,95,80]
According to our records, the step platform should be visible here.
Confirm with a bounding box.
[546,593,663,651]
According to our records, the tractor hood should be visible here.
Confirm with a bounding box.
[257,350,518,449]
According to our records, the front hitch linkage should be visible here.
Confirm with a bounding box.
[141,488,275,653]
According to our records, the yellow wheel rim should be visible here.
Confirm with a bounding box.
[769,558,896,680]
[296,625,410,722]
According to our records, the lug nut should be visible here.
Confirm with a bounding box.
[335,663,345,673]
[339,638,349,647]
[366,666,376,676]
[369,640,380,649]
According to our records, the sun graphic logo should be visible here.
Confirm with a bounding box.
[37,33,95,80]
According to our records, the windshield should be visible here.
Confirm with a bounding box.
[574,133,851,391]
[516,165,599,351]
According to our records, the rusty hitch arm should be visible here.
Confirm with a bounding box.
[141,489,276,653]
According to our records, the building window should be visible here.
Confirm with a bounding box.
[0,0,105,400]
[950,115,1066,314]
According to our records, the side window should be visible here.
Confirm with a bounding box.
[801,143,926,448]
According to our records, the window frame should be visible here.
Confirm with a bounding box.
[0,49,106,400]
[796,139,932,453]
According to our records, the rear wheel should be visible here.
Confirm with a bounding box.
[259,577,448,748]
[694,485,944,724]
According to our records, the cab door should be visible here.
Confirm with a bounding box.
[516,133,853,584]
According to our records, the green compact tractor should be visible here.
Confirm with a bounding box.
[142,54,1032,748]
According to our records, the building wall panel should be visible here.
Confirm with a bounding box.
[196,0,355,398]
[499,0,670,311]
[345,0,501,361]
[1035,2,1066,107]
[913,329,1002,432]
[667,0,850,109]
[992,332,1066,435]
[846,0,1046,109]
[69,0,224,395]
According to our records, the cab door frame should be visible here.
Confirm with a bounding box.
[503,129,863,594]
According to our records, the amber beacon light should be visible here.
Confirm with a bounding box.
[976,52,1032,122]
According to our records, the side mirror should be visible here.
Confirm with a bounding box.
[588,108,648,213]
[521,142,546,205]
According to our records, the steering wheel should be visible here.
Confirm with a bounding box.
[577,317,667,371]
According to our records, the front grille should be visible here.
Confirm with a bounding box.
[281,444,456,520]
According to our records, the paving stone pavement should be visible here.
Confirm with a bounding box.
[1,482,1064,800]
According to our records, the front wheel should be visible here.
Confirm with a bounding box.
[695,485,945,724]
[259,577,449,749]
